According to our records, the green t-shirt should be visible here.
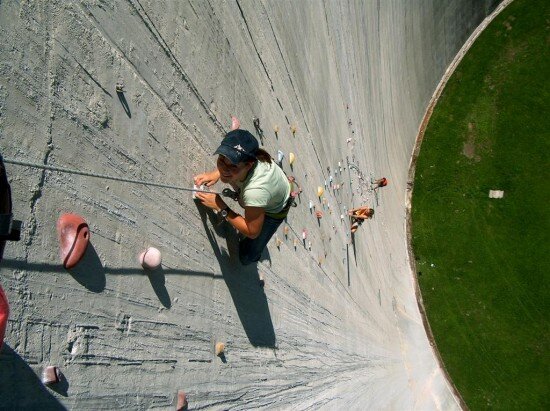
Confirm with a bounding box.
[235,161,290,214]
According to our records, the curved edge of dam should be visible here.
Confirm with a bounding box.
[0,1,503,409]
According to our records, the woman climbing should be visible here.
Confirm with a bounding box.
[348,205,374,234]
[194,129,292,265]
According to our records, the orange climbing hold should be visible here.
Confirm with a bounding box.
[56,213,90,269]
[0,284,8,350]
[315,211,323,219]
[215,342,225,357]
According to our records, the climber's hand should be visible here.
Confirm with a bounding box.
[196,192,226,211]
[194,169,220,187]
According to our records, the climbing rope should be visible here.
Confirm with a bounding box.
[3,157,222,195]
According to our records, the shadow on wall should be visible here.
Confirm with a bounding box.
[1,209,277,348]
[0,344,67,409]
[196,203,277,348]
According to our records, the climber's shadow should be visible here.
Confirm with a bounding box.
[0,344,66,408]
[196,203,276,348]
[117,91,131,118]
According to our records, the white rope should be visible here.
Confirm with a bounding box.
[3,157,218,194]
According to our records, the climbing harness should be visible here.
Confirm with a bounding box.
[2,157,237,199]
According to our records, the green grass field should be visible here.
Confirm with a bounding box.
[412,0,549,408]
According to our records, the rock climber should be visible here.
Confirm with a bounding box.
[373,177,388,190]
[348,205,374,234]
[194,129,292,265]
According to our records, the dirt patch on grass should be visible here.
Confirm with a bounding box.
[462,122,481,161]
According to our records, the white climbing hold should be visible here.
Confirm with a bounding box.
[139,247,162,270]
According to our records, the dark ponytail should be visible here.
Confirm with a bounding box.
[255,148,272,163]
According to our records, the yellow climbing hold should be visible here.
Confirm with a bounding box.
[215,342,225,357]
[290,125,297,135]
[289,152,295,165]
[317,186,324,197]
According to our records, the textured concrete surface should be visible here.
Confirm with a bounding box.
[0,1,500,409]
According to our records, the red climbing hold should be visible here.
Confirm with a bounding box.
[0,284,8,350]
[56,213,90,269]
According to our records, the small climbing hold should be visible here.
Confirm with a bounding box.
[340,214,345,221]
[374,177,388,188]
[290,125,297,135]
[324,180,327,188]
[289,152,295,165]
[317,187,324,198]
[277,150,285,164]
[275,237,282,248]
[115,83,124,93]
[42,366,62,385]
[315,211,323,219]
[230,116,241,131]
[215,342,225,357]
[0,285,8,350]
[302,229,307,240]
[347,138,352,143]
[253,116,261,129]
[192,184,202,199]
[283,226,289,237]
[176,390,189,411]
[309,200,314,211]
[274,125,279,134]
[293,238,298,248]
[57,213,90,270]
[139,247,162,270]
[308,241,312,251]
[329,175,333,183]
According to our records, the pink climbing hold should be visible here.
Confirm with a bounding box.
[139,247,162,270]
[42,366,62,385]
[56,213,90,269]
[0,284,8,350]
[230,116,241,131]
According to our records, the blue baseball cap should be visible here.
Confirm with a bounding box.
[214,129,259,164]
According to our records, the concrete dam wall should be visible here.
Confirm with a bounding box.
[0,1,500,409]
